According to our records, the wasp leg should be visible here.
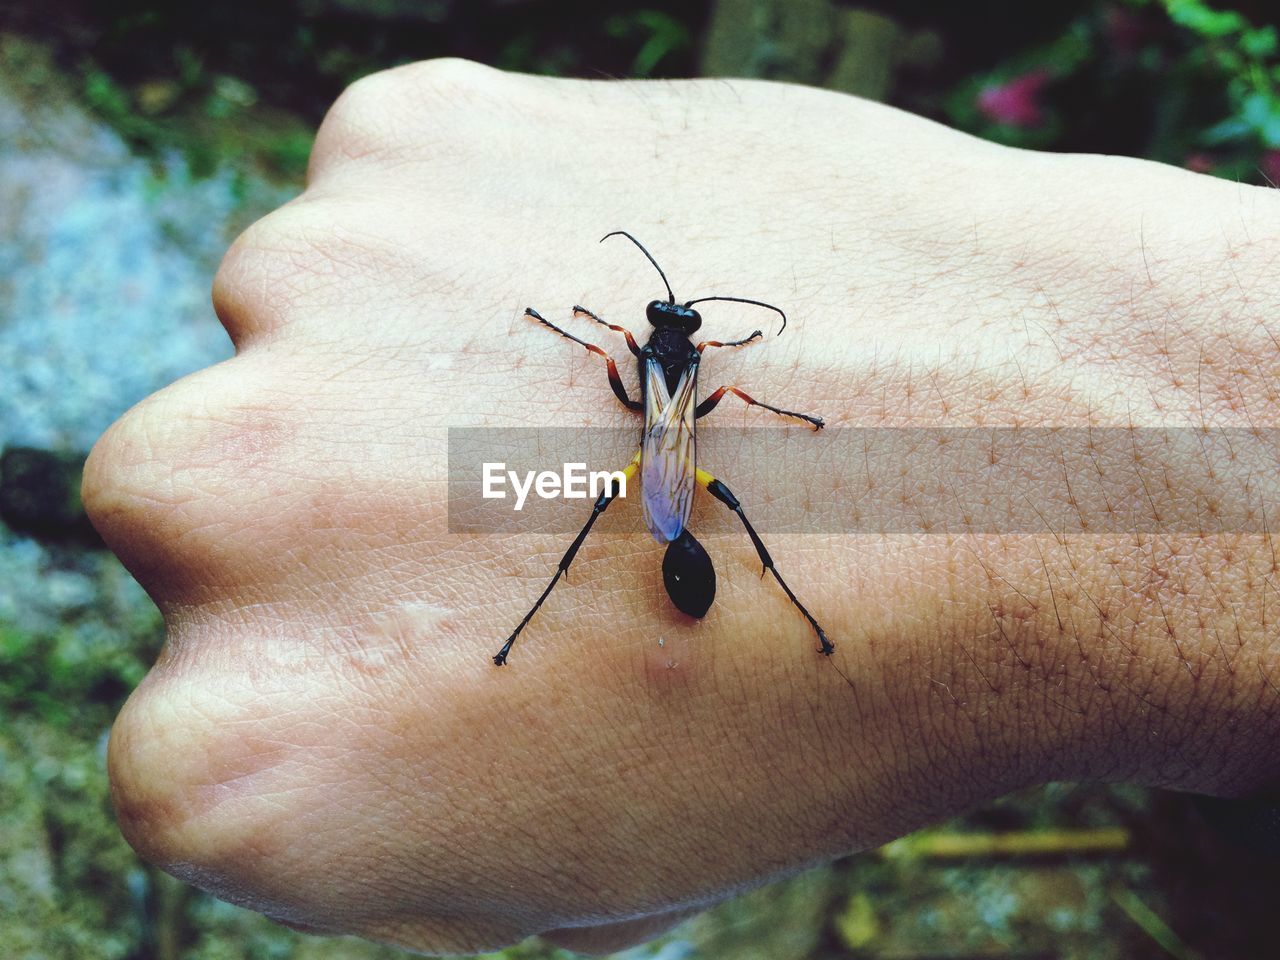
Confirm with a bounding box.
[494,457,639,665]
[696,469,834,656]
[525,307,642,412]
[696,385,823,430]
[697,330,763,352]
[573,304,642,357]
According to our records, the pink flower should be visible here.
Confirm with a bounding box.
[977,70,1050,128]
[1184,152,1215,174]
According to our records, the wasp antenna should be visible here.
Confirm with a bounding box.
[683,296,788,335]
[600,231,676,303]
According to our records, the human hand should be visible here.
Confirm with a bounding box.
[85,60,1280,953]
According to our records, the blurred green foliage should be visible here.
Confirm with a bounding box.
[7,0,1279,184]
[0,620,143,729]
[77,58,315,180]
[945,0,1280,179]
[605,10,691,77]
[2,0,705,181]
[1162,0,1280,149]
[0,557,159,959]
[0,563,159,735]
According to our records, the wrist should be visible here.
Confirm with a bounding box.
[808,154,1280,817]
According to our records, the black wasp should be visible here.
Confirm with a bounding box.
[493,231,832,665]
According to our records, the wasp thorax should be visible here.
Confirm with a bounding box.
[646,299,702,334]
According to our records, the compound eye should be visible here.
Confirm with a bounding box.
[645,300,671,326]
[683,309,702,334]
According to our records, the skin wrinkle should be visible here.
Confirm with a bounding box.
[84,60,1280,953]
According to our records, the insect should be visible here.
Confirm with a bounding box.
[492,231,832,666]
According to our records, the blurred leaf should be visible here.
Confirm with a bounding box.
[606,10,691,78]
[1164,0,1248,37]
[1241,90,1280,145]
[1241,26,1278,57]
[174,44,205,88]
[1202,115,1252,142]
[1112,886,1201,960]
[835,891,880,950]
[82,69,130,118]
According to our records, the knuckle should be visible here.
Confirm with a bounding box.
[83,372,277,586]
[107,676,207,865]
[212,199,406,340]
[308,58,504,182]
[347,57,503,113]
[108,665,491,947]
[211,209,306,341]
[391,56,500,93]
[83,388,201,554]
[308,70,403,176]
[107,669,302,902]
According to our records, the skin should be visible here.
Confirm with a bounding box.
[82,59,1280,954]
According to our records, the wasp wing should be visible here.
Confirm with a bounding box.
[641,357,697,543]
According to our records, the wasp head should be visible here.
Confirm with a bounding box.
[646,299,702,335]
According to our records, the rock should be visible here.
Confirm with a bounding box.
[0,447,100,546]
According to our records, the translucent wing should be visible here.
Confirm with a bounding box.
[641,357,697,543]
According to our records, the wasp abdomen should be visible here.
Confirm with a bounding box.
[663,530,716,618]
